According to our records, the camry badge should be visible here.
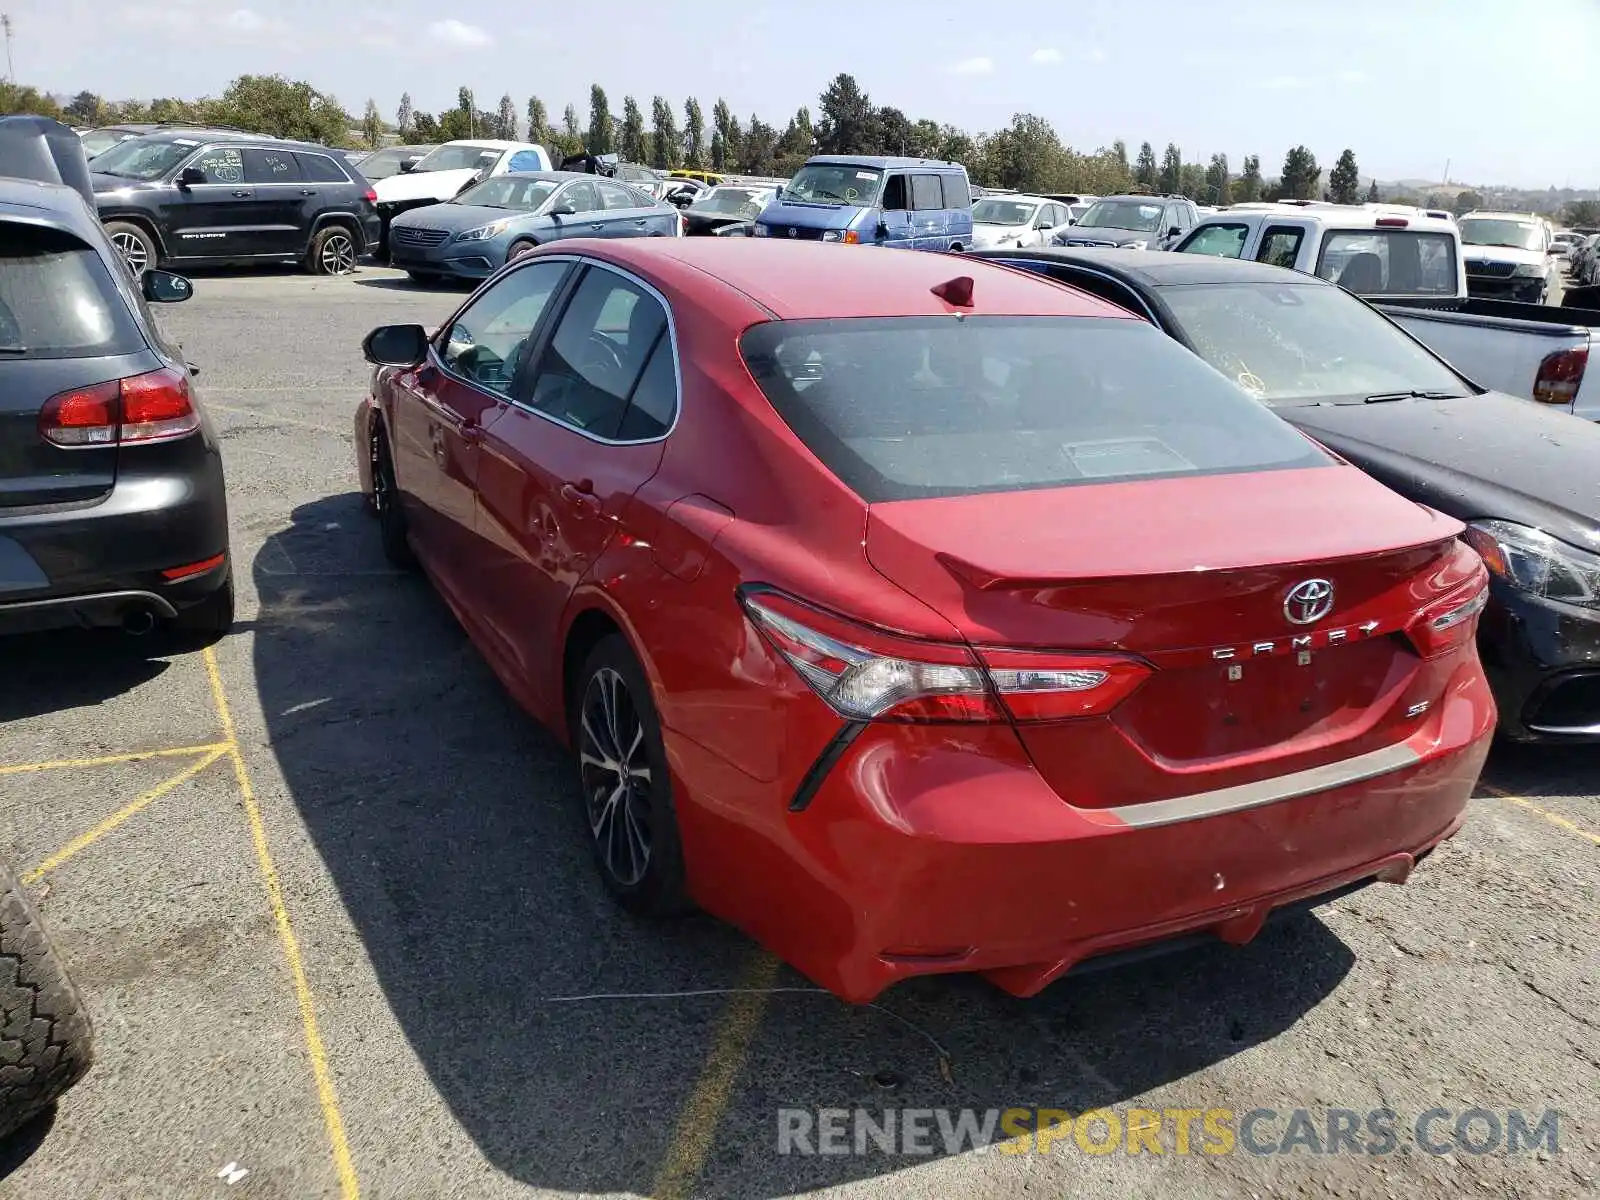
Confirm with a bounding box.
[1283,578,1335,626]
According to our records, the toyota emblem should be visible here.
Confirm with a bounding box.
[1283,578,1335,626]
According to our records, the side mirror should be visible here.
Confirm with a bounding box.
[176,166,206,189]
[399,159,417,173]
[876,219,890,238]
[1168,226,1182,238]
[549,201,576,217]
[362,324,429,367]
[142,269,193,304]
[1547,245,1560,255]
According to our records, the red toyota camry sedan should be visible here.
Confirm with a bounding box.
[354,239,1495,1003]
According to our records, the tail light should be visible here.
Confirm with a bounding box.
[677,213,687,237]
[1405,577,1490,659]
[364,188,378,203]
[1533,346,1587,405]
[39,366,199,447]
[740,588,1150,723]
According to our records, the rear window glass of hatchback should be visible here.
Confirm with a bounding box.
[0,225,143,358]
[739,316,1330,502]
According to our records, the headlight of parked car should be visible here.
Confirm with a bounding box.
[1511,263,1548,278]
[454,219,514,243]
[1464,520,1600,608]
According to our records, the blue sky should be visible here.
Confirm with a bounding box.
[17,0,1599,187]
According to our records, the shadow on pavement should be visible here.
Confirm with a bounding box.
[251,494,1355,1196]
[0,1106,57,1180]
[0,630,172,722]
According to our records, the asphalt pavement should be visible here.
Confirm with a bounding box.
[0,264,1594,1200]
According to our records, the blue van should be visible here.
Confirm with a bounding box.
[753,155,975,250]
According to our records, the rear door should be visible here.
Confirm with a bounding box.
[910,173,948,250]
[240,146,310,256]
[595,181,661,238]
[0,223,150,522]
[474,263,673,708]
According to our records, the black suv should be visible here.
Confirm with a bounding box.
[89,131,381,276]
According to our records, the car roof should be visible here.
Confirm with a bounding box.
[572,240,1139,322]
[972,246,1330,289]
[1199,204,1458,233]
[439,139,535,151]
[976,192,1049,204]
[802,155,963,171]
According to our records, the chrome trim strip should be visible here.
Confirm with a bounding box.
[1106,742,1422,829]
[1524,720,1600,736]
[0,589,178,618]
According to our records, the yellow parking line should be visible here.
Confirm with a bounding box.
[652,951,780,1200]
[23,747,228,884]
[0,743,229,777]
[1481,784,1600,847]
[202,646,361,1200]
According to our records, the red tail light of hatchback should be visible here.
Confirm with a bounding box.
[39,366,200,447]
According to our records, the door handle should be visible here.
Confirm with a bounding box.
[231,190,251,198]
[633,219,647,225]
[300,188,317,196]
[459,423,483,445]
[560,480,600,510]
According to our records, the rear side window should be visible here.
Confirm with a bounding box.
[0,225,143,359]
[243,147,302,183]
[1315,231,1458,295]
[297,153,350,183]
[940,173,971,209]
[739,317,1328,501]
[1256,226,1305,269]
[911,175,943,211]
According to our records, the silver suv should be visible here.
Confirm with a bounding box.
[1055,193,1199,250]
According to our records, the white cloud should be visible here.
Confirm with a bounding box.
[222,8,265,32]
[427,18,491,48]
[1031,47,1063,65]
[952,56,994,76]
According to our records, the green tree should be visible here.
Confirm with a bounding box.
[775,107,815,174]
[816,73,877,155]
[411,111,439,141]
[1278,144,1320,200]
[0,83,63,119]
[682,97,705,167]
[1205,153,1231,205]
[619,96,646,162]
[908,118,941,159]
[711,98,735,169]
[939,126,978,175]
[526,97,550,146]
[1452,189,1485,215]
[1328,148,1360,204]
[587,85,613,153]
[1112,139,1129,177]
[877,106,913,156]
[208,75,347,144]
[1237,154,1263,202]
[1071,146,1131,195]
[1563,199,1600,226]
[738,115,779,175]
[1134,141,1158,189]
[983,113,1066,193]
[396,92,414,140]
[650,96,680,169]
[361,99,383,148]
[457,86,475,135]
[1366,179,1381,203]
[65,91,102,123]
[1158,143,1182,194]
[495,93,517,140]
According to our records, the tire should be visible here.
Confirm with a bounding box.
[103,220,157,278]
[0,859,92,1140]
[507,239,538,261]
[949,243,965,252]
[571,635,689,916]
[372,426,415,570]
[307,224,358,276]
[168,567,235,645]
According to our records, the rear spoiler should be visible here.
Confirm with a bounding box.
[0,115,94,206]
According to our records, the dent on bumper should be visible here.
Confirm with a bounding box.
[667,660,1495,1003]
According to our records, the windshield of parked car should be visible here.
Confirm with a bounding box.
[1075,200,1165,232]
[90,137,195,180]
[79,129,131,160]
[1458,217,1544,251]
[781,164,882,206]
[451,176,559,211]
[690,188,772,215]
[972,199,1039,226]
[1158,282,1472,406]
[413,144,502,173]
[739,316,1329,501]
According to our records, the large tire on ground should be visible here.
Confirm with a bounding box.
[103,220,158,278]
[571,635,690,916]
[169,567,235,644]
[0,860,92,1140]
[507,239,538,261]
[372,426,415,570]
[306,225,358,276]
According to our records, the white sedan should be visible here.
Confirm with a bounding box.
[968,195,1076,248]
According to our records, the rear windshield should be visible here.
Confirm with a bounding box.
[739,317,1329,502]
[1314,230,1458,295]
[0,225,143,359]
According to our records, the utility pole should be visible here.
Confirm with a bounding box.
[1,15,13,84]
[1442,157,1451,187]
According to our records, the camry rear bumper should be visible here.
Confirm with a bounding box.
[669,659,1494,1003]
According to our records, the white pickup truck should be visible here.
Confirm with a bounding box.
[1175,203,1600,421]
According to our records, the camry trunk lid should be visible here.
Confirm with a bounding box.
[0,220,151,508]
[865,465,1469,791]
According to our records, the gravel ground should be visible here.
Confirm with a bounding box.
[0,263,1594,1200]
